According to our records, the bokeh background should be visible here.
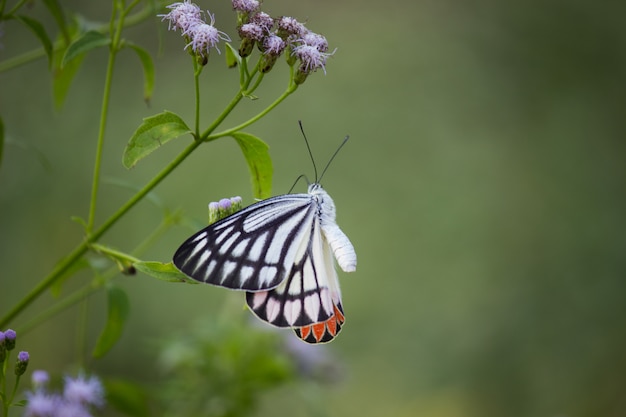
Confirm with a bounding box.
[1,0,626,416]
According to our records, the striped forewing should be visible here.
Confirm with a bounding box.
[173,194,316,291]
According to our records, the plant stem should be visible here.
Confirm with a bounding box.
[209,83,298,140]
[87,42,118,232]
[0,139,202,328]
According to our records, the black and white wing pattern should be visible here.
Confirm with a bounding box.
[173,183,357,344]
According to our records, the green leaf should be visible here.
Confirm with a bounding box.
[104,378,150,417]
[134,261,198,284]
[123,111,191,168]
[53,44,85,109]
[62,30,110,68]
[92,287,130,358]
[14,15,53,66]
[42,0,69,43]
[225,42,240,68]
[125,42,155,103]
[231,132,273,199]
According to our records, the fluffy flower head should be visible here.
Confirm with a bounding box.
[63,374,104,407]
[184,13,231,56]
[160,1,203,32]
[24,391,60,417]
[232,0,259,13]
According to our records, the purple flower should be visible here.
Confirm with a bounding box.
[232,0,259,13]
[292,44,333,75]
[63,374,104,407]
[277,16,307,38]
[218,198,232,211]
[24,391,60,417]
[32,370,50,388]
[184,14,231,56]
[302,32,329,53]
[239,22,265,42]
[250,12,274,32]
[263,34,286,56]
[159,1,203,33]
[15,350,29,376]
[54,401,93,417]
[5,328,16,350]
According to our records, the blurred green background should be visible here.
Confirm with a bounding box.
[1,0,626,416]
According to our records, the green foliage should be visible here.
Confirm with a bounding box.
[157,320,296,417]
[133,261,196,284]
[61,30,111,68]
[12,15,53,66]
[92,287,130,358]
[104,378,151,417]
[122,111,192,169]
[231,132,273,199]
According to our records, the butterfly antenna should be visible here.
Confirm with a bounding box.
[288,174,309,193]
[318,135,350,183]
[299,120,318,182]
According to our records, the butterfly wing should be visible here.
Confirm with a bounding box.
[173,194,316,291]
[245,213,345,343]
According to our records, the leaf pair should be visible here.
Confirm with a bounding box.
[122,111,273,199]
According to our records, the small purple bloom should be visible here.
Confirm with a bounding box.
[32,370,50,387]
[0,331,5,343]
[208,201,219,211]
[15,351,30,376]
[292,44,333,74]
[250,12,274,32]
[55,401,92,417]
[277,16,307,38]
[302,32,329,53]
[159,1,203,32]
[230,196,242,205]
[218,198,232,210]
[239,22,265,42]
[263,34,286,56]
[232,0,259,13]
[24,391,60,417]
[63,374,104,407]
[184,14,231,56]
[5,329,16,350]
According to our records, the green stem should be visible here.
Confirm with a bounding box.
[209,83,298,140]
[199,90,245,140]
[0,139,202,329]
[193,60,202,136]
[87,44,117,232]
[16,211,181,335]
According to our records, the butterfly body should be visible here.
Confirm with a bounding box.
[173,183,356,343]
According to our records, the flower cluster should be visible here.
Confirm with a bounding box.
[160,1,231,61]
[24,372,105,417]
[0,329,29,376]
[232,0,335,81]
[208,196,243,224]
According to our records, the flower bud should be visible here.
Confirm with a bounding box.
[4,329,16,351]
[15,351,29,376]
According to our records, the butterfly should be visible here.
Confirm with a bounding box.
[173,134,356,343]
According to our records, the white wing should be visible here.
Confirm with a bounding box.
[173,193,315,291]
